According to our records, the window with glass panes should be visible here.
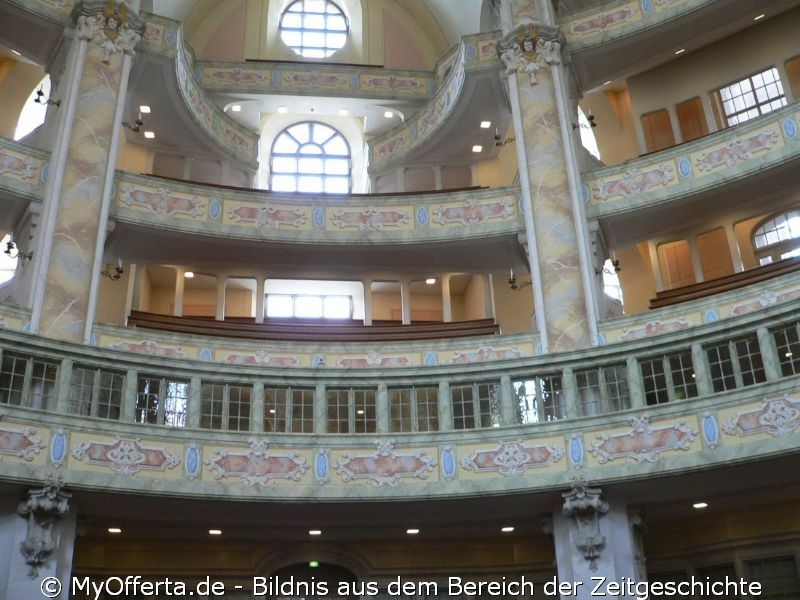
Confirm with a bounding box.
[326,388,376,433]
[745,556,800,599]
[512,375,565,423]
[640,350,697,405]
[135,375,188,427]
[266,293,352,319]
[270,122,350,193]
[451,382,498,430]
[201,382,251,431]
[389,386,438,432]
[264,386,315,433]
[575,364,630,416]
[69,365,124,420]
[753,210,800,265]
[0,352,58,409]
[773,321,800,376]
[279,0,348,59]
[716,67,787,127]
[705,335,766,392]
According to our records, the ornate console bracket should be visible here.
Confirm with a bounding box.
[74,0,145,63]
[561,477,609,571]
[17,474,71,578]
[496,23,563,86]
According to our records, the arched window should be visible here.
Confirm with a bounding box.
[279,0,348,59]
[270,122,351,193]
[14,75,50,141]
[0,234,18,285]
[752,209,800,265]
[578,106,600,161]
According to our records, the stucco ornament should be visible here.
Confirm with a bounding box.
[561,477,609,571]
[17,473,71,578]
[75,0,144,63]
[497,23,562,85]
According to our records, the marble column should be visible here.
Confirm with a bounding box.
[441,274,452,322]
[499,0,598,353]
[0,478,76,600]
[30,0,144,343]
[549,481,643,600]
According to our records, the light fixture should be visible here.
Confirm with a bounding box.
[309,561,320,568]
[107,528,122,534]
[573,114,597,130]
[501,526,515,533]
[384,110,394,119]
[209,529,222,535]
[406,528,420,535]
[101,259,124,281]
[603,80,612,86]
[309,529,322,536]
[785,352,793,358]
[11,49,21,56]
[508,268,531,291]
[184,271,195,278]
[338,108,349,116]
[472,145,483,153]
[356,409,364,415]
[494,128,516,147]
[595,259,621,276]
[425,278,436,285]
[123,111,144,132]
[480,120,491,128]
[139,105,151,114]
[34,86,60,107]
[230,105,242,112]
[675,48,686,55]
[143,131,155,139]
[692,502,708,510]
[278,106,287,113]
[4,240,33,262]
[754,13,765,20]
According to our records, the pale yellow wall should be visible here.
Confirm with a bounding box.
[474,126,519,187]
[461,275,486,321]
[581,87,639,165]
[116,136,150,174]
[150,286,175,315]
[225,288,254,318]
[615,244,656,315]
[372,291,399,320]
[138,266,152,312]
[491,272,534,335]
[0,59,46,139]
[95,268,131,325]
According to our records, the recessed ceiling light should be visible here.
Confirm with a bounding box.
[108,528,122,534]
[754,13,765,20]
[278,106,287,113]
[692,502,708,510]
[675,48,686,55]
[309,529,322,536]
[785,352,793,358]
[269,408,276,414]
[356,409,364,415]
[339,108,349,116]
[184,271,195,278]
[406,528,420,535]
[230,105,241,112]
[501,526,515,533]
[384,110,394,118]
[472,145,483,153]
[425,278,436,285]
[603,81,612,86]
[309,561,319,568]
[209,529,222,535]
[11,49,21,56]
[139,105,151,114]
[480,120,491,129]
[143,131,155,139]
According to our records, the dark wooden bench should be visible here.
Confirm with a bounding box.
[126,311,499,342]
[649,257,800,309]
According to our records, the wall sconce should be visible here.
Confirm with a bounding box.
[122,113,144,132]
[34,86,60,107]
[595,259,621,276]
[101,259,124,280]
[494,128,516,147]
[508,268,531,290]
[572,114,597,130]
[4,240,33,262]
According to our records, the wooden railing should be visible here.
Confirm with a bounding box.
[649,257,800,309]
[126,311,499,342]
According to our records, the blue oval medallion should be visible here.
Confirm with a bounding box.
[51,432,66,464]
[441,447,456,479]
[642,0,653,13]
[704,309,719,324]
[581,184,590,203]
[313,354,325,368]
[209,199,221,220]
[186,447,200,478]
[466,45,477,60]
[350,74,359,88]
[423,352,438,366]
[166,29,177,45]
[417,207,428,226]
[679,157,692,178]
[313,208,325,228]
[315,450,329,481]
[199,348,212,361]
[41,163,49,183]
[784,118,798,139]
[569,435,584,468]
[702,414,719,448]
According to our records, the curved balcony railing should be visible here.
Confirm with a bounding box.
[0,299,798,501]
[584,101,800,219]
[0,137,48,205]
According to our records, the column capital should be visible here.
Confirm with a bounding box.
[17,474,72,578]
[561,476,609,572]
[74,0,144,63]
[497,24,564,86]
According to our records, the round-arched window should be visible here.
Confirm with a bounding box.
[270,122,351,193]
[752,209,800,265]
[279,0,348,59]
[14,75,50,141]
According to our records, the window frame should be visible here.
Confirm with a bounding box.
[0,351,58,410]
[69,365,125,420]
[135,375,189,427]
[713,67,787,128]
[388,386,439,433]
[200,382,252,431]
[279,0,349,59]
[264,386,315,433]
[326,387,377,433]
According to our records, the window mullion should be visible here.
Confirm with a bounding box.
[91,368,101,418]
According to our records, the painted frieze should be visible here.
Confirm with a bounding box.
[333,441,435,487]
[205,440,309,486]
[460,440,564,476]
[0,424,46,461]
[722,397,800,438]
[71,437,181,475]
[588,415,697,464]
